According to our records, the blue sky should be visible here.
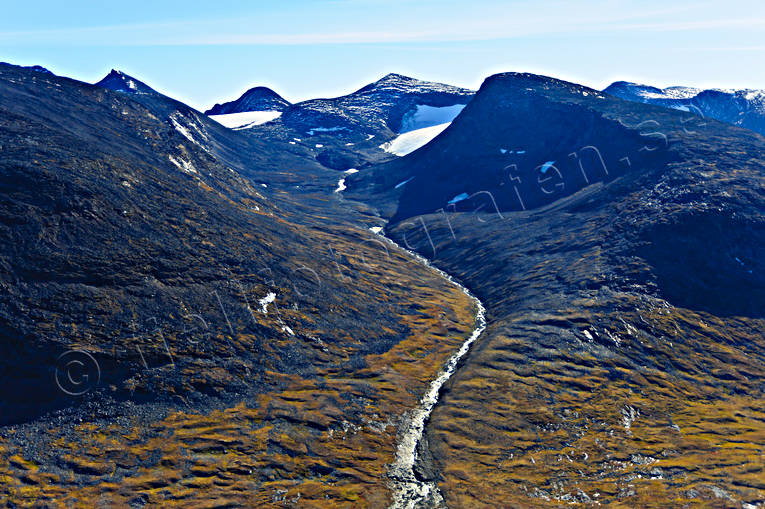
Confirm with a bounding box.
[1,1,764,110]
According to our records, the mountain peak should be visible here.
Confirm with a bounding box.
[205,86,290,115]
[378,72,414,82]
[94,69,157,95]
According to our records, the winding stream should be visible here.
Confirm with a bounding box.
[377,233,487,509]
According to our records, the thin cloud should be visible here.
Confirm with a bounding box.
[1,9,763,47]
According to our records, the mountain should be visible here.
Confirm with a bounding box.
[228,73,475,171]
[0,62,477,507]
[1,63,764,508]
[346,73,672,221]
[94,69,159,95]
[604,80,765,136]
[205,86,291,115]
[353,72,765,507]
[278,73,473,135]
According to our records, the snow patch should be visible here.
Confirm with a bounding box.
[258,292,276,314]
[209,111,282,129]
[169,113,209,149]
[307,126,348,135]
[448,192,469,205]
[170,118,196,144]
[168,155,196,174]
[344,168,359,174]
[540,161,556,174]
[369,226,383,234]
[621,406,639,436]
[380,122,450,156]
[395,176,415,189]
[335,178,346,193]
[400,104,466,133]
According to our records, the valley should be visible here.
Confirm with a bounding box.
[0,61,763,509]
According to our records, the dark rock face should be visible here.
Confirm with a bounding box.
[636,212,764,317]
[94,69,158,95]
[205,86,291,115]
[346,73,676,222]
[604,80,765,136]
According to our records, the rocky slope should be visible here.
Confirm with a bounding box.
[604,80,765,136]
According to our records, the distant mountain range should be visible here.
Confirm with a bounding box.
[604,80,765,136]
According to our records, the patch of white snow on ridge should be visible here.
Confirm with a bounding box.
[344,168,359,174]
[307,126,348,135]
[209,111,282,129]
[168,155,196,174]
[381,122,451,156]
[395,176,415,189]
[637,86,700,101]
[170,117,197,144]
[335,178,346,193]
[400,104,466,132]
[369,226,383,234]
[259,292,276,314]
[448,192,470,205]
[540,161,556,174]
